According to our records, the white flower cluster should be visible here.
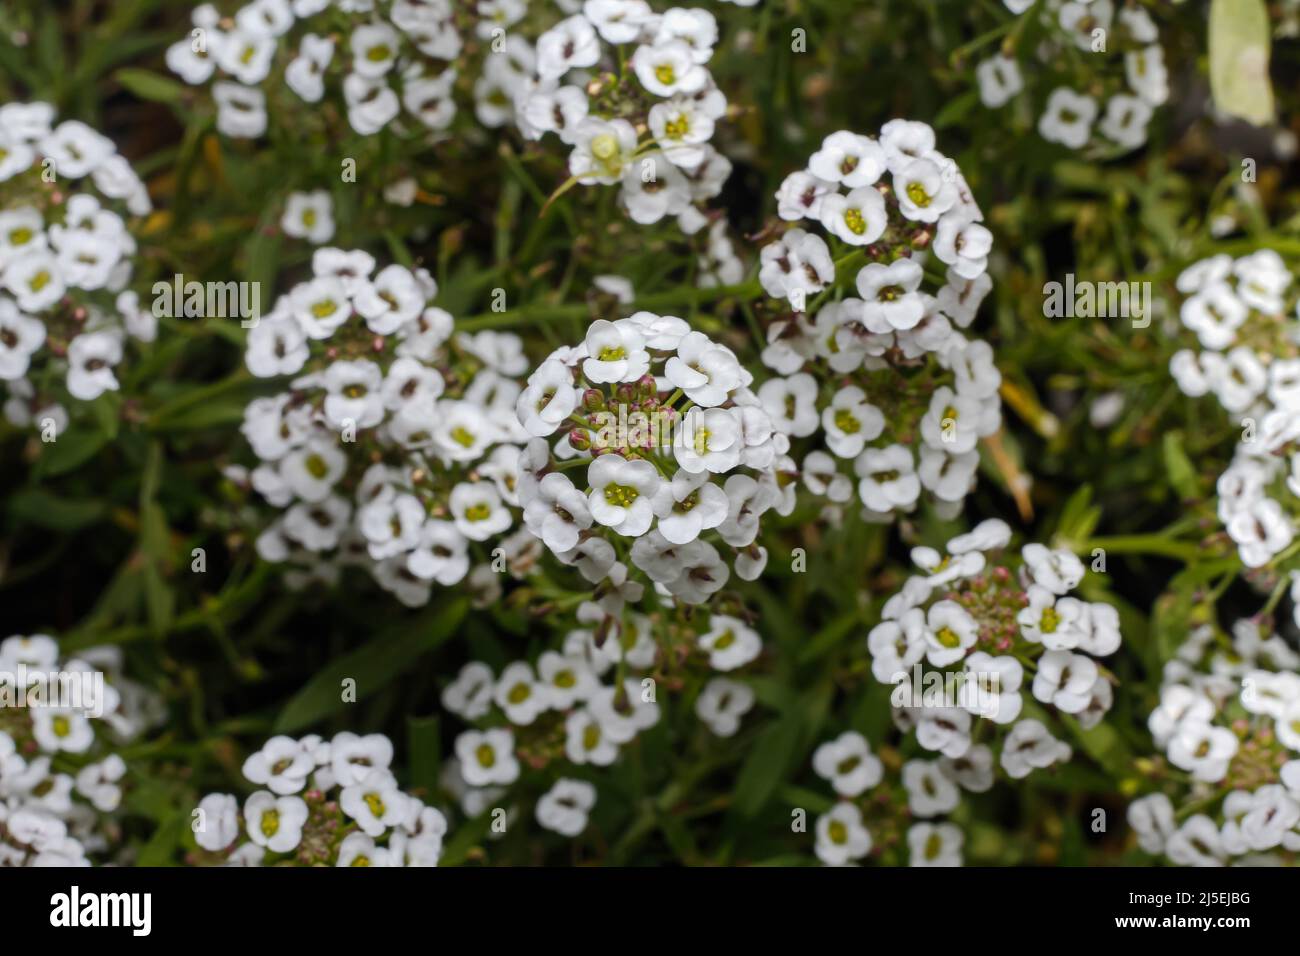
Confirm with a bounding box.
[441,610,762,833]
[810,731,965,867]
[867,521,1121,779]
[239,247,530,607]
[979,1,1167,151]
[516,3,733,231]
[1130,620,1300,866]
[0,635,159,867]
[1168,251,1300,568]
[0,102,154,433]
[516,314,786,607]
[193,731,449,865]
[168,0,467,138]
[760,121,1001,522]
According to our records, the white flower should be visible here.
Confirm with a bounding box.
[758,374,819,437]
[285,34,335,102]
[813,732,883,797]
[583,319,650,383]
[32,708,93,752]
[343,73,400,134]
[407,521,470,584]
[759,228,834,304]
[1038,88,1097,149]
[1127,793,1176,855]
[442,662,495,720]
[535,778,596,837]
[517,359,578,437]
[665,330,743,407]
[243,792,309,853]
[775,170,837,222]
[354,264,423,334]
[359,492,426,559]
[350,23,400,78]
[922,601,977,667]
[856,259,925,331]
[1031,650,1099,714]
[455,728,520,787]
[902,759,960,816]
[698,614,761,671]
[335,832,394,867]
[0,300,45,380]
[631,40,707,97]
[694,678,754,737]
[40,121,113,179]
[4,251,64,312]
[1000,719,1071,779]
[494,661,547,725]
[879,119,936,174]
[855,444,920,513]
[584,0,654,44]
[1021,544,1085,595]
[867,608,928,684]
[65,332,122,400]
[649,97,715,169]
[933,212,992,280]
[894,157,957,223]
[340,769,408,837]
[194,793,240,852]
[589,677,660,744]
[815,803,872,865]
[569,117,638,185]
[524,472,593,552]
[449,482,511,542]
[821,385,883,460]
[565,708,620,765]
[1165,815,1224,867]
[242,736,313,795]
[820,185,888,246]
[808,131,886,188]
[330,731,394,788]
[588,454,661,536]
[537,651,598,710]
[620,154,691,224]
[537,15,601,82]
[907,822,963,866]
[1167,722,1238,783]
[281,190,335,245]
[213,80,269,138]
[650,468,728,544]
[1125,45,1169,106]
[975,55,1022,108]
[1098,93,1153,150]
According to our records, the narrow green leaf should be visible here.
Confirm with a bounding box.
[275,597,469,733]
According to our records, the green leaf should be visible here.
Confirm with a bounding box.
[1161,431,1199,501]
[406,714,442,796]
[732,717,802,818]
[34,427,110,478]
[136,810,188,866]
[115,67,188,105]
[7,488,105,531]
[274,597,469,734]
[1209,0,1273,126]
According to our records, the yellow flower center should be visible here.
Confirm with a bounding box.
[604,482,639,508]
